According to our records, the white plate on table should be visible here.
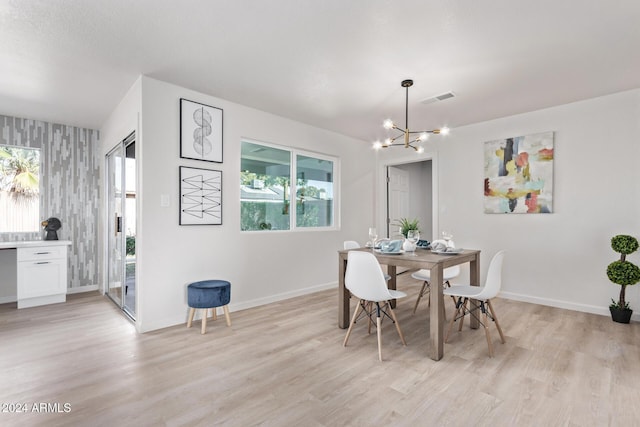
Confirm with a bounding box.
[375,249,405,255]
[431,248,464,255]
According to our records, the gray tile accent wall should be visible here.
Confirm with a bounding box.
[0,115,100,289]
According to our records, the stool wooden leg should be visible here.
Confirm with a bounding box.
[211,308,218,320]
[187,308,195,328]
[223,305,231,326]
[201,309,207,334]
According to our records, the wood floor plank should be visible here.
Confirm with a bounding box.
[1,274,639,426]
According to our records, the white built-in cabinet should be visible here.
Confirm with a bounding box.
[0,241,71,308]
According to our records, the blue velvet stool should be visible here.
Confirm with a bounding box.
[187,280,232,334]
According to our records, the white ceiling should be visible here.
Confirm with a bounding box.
[1,0,639,143]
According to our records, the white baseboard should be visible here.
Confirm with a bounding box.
[0,295,16,304]
[67,285,99,294]
[229,281,336,313]
[0,285,99,305]
[499,291,640,322]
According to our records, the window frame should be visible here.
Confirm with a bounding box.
[0,144,41,234]
[240,138,339,233]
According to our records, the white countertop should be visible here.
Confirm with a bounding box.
[0,240,72,249]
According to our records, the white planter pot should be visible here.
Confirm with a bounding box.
[402,240,416,252]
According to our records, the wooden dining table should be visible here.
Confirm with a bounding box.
[338,246,481,361]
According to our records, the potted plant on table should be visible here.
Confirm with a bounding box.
[606,234,640,323]
[394,218,420,251]
[394,218,420,238]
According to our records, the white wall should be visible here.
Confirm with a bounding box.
[378,88,640,319]
[133,76,375,332]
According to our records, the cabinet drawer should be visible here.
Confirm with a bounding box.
[17,245,67,261]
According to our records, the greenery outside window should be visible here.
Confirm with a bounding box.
[296,154,333,228]
[241,140,337,231]
[0,145,40,232]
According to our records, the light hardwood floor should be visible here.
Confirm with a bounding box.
[1,273,639,426]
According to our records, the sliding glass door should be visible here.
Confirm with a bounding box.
[106,132,136,319]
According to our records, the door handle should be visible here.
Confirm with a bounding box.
[115,214,122,235]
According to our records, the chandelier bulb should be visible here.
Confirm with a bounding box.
[383,119,394,130]
[440,127,450,135]
[416,146,425,154]
[419,132,429,142]
[373,140,383,150]
[384,138,392,146]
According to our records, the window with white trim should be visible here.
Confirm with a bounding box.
[240,140,336,231]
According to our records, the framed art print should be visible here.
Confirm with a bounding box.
[179,166,222,225]
[484,131,554,214]
[180,98,223,163]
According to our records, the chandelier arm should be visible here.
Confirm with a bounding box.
[389,134,403,143]
[407,129,437,135]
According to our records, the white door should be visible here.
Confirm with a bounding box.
[387,166,410,237]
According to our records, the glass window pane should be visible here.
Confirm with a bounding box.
[296,154,333,228]
[0,146,40,232]
[241,141,291,231]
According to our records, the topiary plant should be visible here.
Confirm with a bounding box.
[607,235,640,311]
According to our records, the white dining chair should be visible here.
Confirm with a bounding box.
[343,251,407,361]
[343,240,360,250]
[411,240,460,316]
[343,240,391,281]
[443,250,506,357]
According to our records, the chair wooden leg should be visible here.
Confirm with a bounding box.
[483,302,494,357]
[211,307,218,321]
[376,312,383,362]
[343,299,363,346]
[223,305,231,327]
[387,304,406,346]
[201,309,207,335]
[445,299,462,342]
[413,281,429,314]
[487,299,505,344]
[187,308,195,328]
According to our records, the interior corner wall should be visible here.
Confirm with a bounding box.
[382,88,640,319]
[0,114,101,290]
[135,76,375,332]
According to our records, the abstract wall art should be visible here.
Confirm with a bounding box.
[179,166,222,225]
[484,131,554,214]
[180,98,223,163]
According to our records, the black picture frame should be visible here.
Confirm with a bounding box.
[179,166,222,225]
[180,98,223,163]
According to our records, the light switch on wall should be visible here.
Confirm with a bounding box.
[160,194,170,207]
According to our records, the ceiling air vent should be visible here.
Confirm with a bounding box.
[421,91,456,105]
